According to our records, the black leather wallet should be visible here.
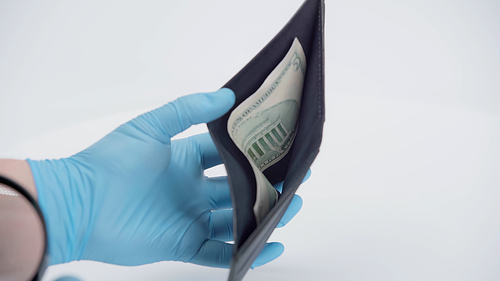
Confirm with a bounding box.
[207,0,325,280]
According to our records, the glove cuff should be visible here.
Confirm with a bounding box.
[26,158,90,265]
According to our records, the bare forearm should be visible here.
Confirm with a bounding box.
[0,159,37,200]
[0,159,44,280]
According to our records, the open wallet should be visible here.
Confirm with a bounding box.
[206,0,325,280]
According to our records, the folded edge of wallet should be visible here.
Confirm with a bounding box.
[207,0,325,280]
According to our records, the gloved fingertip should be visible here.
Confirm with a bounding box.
[185,88,235,125]
[218,87,236,99]
[302,169,312,184]
[251,242,284,268]
[292,194,303,208]
[207,88,235,111]
[158,89,236,137]
[278,194,303,227]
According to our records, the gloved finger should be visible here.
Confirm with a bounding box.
[190,132,223,170]
[276,194,303,228]
[204,176,232,210]
[209,209,233,242]
[188,240,232,268]
[207,197,302,241]
[302,168,312,183]
[273,169,312,193]
[137,88,235,142]
[251,242,285,268]
[188,240,284,269]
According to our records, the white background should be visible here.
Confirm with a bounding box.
[1,0,500,280]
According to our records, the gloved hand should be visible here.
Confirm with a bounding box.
[27,89,309,268]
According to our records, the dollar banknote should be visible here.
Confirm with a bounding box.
[227,38,306,224]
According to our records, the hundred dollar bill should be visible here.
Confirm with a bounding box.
[227,38,306,224]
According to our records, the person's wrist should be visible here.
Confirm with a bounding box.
[26,157,90,265]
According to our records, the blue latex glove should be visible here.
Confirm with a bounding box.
[27,89,309,269]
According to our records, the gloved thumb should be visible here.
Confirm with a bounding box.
[138,88,235,140]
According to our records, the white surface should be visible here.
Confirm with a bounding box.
[1,0,499,280]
